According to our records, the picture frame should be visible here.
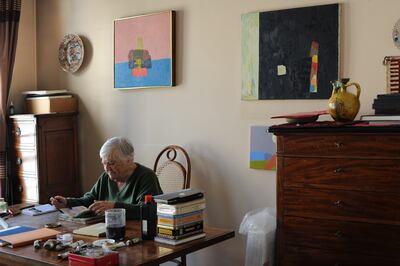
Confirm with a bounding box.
[242,4,340,100]
[113,10,175,89]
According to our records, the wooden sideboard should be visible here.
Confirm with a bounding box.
[269,123,400,266]
[10,113,80,203]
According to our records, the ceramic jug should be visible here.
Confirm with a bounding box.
[328,78,361,122]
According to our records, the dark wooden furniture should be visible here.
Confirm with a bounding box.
[269,123,400,266]
[0,205,235,266]
[10,113,80,203]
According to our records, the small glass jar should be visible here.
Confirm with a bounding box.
[57,233,73,245]
[0,198,8,213]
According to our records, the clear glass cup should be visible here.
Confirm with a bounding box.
[105,208,126,241]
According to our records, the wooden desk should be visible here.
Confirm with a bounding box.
[0,210,234,266]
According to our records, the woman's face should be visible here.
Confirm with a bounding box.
[101,149,131,182]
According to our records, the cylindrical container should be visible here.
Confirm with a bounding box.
[0,198,8,213]
[105,209,126,241]
[140,195,157,240]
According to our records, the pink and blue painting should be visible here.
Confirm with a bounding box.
[250,126,276,170]
[114,11,175,89]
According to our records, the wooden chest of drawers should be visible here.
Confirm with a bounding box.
[270,125,400,266]
[10,113,80,203]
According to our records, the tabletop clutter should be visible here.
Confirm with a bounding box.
[0,188,205,266]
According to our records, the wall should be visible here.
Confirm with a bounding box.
[14,0,400,265]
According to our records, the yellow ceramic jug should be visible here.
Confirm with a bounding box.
[328,78,361,122]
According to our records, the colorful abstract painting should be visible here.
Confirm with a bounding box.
[114,11,175,89]
[250,126,276,170]
[241,4,340,99]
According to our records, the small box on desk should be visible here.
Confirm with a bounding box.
[25,95,78,114]
[68,251,119,266]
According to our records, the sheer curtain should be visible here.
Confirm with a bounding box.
[0,0,21,199]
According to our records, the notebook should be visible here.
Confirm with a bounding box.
[21,204,57,216]
[0,226,36,246]
[0,228,59,248]
[73,223,106,237]
[154,188,204,204]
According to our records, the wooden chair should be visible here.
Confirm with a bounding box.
[153,145,191,193]
[153,145,191,266]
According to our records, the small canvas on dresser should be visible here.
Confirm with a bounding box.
[113,11,175,89]
[241,4,340,100]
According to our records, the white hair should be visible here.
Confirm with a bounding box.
[99,137,134,161]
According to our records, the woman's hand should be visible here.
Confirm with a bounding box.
[50,196,67,209]
[89,201,115,215]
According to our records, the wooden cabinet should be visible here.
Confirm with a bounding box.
[10,113,80,203]
[270,125,400,265]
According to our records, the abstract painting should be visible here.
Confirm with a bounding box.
[114,11,175,89]
[242,4,340,100]
[250,126,276,170]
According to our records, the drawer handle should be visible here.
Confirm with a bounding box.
[334,200,342,207]
[334,230,343,238]
[16,157,22,165]
[334,141,343,148]
[14,127,21,136]
[334,168,343,173]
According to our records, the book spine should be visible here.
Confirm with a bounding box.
[157,221,203,236]
[157,203,206,215]
[157,212,203,227]
[157,229,204,240]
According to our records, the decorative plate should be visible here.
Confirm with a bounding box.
[58,34,84,73]
[271,110,329,124]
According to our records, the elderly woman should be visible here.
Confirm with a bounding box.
[51,137,163,220]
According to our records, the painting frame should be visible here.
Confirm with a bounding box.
[241,4,340,100]
[113,10,175,89]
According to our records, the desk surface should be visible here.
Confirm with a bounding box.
[0,207,235,266]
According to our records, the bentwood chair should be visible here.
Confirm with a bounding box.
[153,145,191,266]
[153,145,191,194]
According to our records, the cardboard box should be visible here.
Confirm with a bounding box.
[25,95,78,114]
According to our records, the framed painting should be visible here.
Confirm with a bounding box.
[250,126,276,170]
[113,11,175,89]
[242,4,340,100]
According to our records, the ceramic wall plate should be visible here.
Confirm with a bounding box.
[58,34,84,73]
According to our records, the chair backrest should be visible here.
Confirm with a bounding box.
[153,145,191,193]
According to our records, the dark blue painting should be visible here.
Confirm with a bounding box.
[242,4,340,100]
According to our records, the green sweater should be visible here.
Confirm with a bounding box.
[67,163,163,220]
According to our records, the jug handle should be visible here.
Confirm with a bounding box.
[346,82,361,99]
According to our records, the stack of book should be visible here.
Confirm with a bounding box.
[154,189,206,245]
[372,93,400,114]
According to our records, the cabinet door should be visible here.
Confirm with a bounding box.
[19,176,39,203]
[37,114,79,203]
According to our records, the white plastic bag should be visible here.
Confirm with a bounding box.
[239,207,276,266]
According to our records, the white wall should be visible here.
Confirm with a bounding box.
[14,0,400,265]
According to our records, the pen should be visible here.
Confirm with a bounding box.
[19,205,35,210]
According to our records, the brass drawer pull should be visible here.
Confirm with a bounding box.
[334,141,343,148]
[14,127,21,136]
[334,230,343,238]
[334,200,342,207]
[16,157,22,165]
[334,168,343,173]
